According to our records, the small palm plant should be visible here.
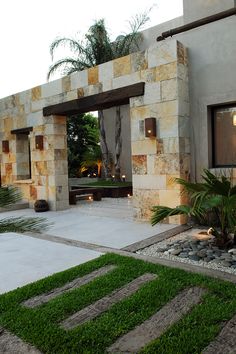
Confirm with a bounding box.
[151,169,236,246]
[0,187,50,233]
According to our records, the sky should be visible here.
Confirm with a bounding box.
[0,0,183,99]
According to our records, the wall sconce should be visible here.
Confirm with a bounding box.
[35,135,44,150]
[2,140,9,153]
[233,114,236,126]
[145,118,156,137]
[122,175,126,182]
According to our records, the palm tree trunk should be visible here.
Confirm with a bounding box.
[114,106,122,182]
[98,110,110,180]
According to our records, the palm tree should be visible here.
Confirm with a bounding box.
[0,187,49,233]
[47,11,150,179]
[81,145,103,178]
[151,169,236,246]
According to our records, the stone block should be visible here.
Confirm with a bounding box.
[159,189,181,208]
[62,76,71,92]
[132,139,157,155]
[177,63,188,81]
[48,174,68,187]
[157,62,177,81]
[102,80,113,92]
[131,51,148,72]
[177,41,188,66]
[143,82,161,105]
[56,185,69,201]
[33,161,48,176]
[146,155,155,175]
[36,186,47,200]
[30,185,37,200]
[161,78,178,101]
[163,137,180,154]
[88,66,99,85]
[159,116,179,138]
[66,90,78,101]
[41,79,63,98]
[179,116,190,137]
[98,61,113,82]
[82,83,102,96]
[132,155,147,174]
[47,160,68,175]
[70,70,88,90]
[148,40,178,68]
[154,154,180,175]
[158,101,178,117]
[4,117,13,132]
[45,135,66,149]
[178,79,189,102]
[31,86,41,101]
[54,149,67,160]
[166,174,182,190]
[129,96,144,108]
[31,99,46,113]
[113,55,131,78]
[19,90,31,105]
[133,174,166,190]
[130,106,150,121]
[140,68,157,83]
[26,111,44,127]
[112,72,141,89]
[132,188,160,220]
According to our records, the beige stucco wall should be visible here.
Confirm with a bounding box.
[0,39,190,222]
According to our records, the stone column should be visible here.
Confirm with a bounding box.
[31,115,69,211]
[130,40,190,224]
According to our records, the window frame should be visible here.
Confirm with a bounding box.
[211,104,236,168]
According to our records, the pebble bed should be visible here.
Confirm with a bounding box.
[137,230,236,275]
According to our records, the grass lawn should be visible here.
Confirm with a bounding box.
[83,180,132,187]
[1,253,236,353]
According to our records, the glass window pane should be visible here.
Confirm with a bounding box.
[213,107,236,167]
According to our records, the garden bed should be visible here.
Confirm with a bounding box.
[137,228,236,275]
[71,182,132,198]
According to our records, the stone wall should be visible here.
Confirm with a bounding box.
[0,39,190,221]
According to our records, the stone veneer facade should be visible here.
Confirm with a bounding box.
[0,39,190,222]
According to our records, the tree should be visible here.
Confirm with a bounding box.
[47,12,150,179]
[0,187,49,233]
[67,113,99,177]
[151,169,236,247]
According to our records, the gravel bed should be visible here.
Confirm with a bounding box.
[137,229,236,275]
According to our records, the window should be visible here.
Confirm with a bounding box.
[212,105,236,167]
[11,127,32,180]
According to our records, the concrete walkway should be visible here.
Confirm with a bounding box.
[0,198,174,293]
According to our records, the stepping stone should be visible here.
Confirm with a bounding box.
[0,327,41,353]
[61,273,157,330]
[23,265,116,308]
[202,314,236,354]
[107,287,206,353]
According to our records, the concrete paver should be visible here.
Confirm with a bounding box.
[0,233,102,294]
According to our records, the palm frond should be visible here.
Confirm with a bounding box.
[151,205,191,226]
[0,187,22,208]
[0,217,50,234]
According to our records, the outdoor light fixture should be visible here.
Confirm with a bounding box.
[233,114,236,126]
[144,118,156,137]
[35,135,44,150]
[2,140,9,153]
[122,175,126,182]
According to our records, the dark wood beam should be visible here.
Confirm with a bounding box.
[43,82,145,117]
[11,127,33,134]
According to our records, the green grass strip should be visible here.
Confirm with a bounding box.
[0,253,236,353]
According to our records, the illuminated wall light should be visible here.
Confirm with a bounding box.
[233,114,236,126]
